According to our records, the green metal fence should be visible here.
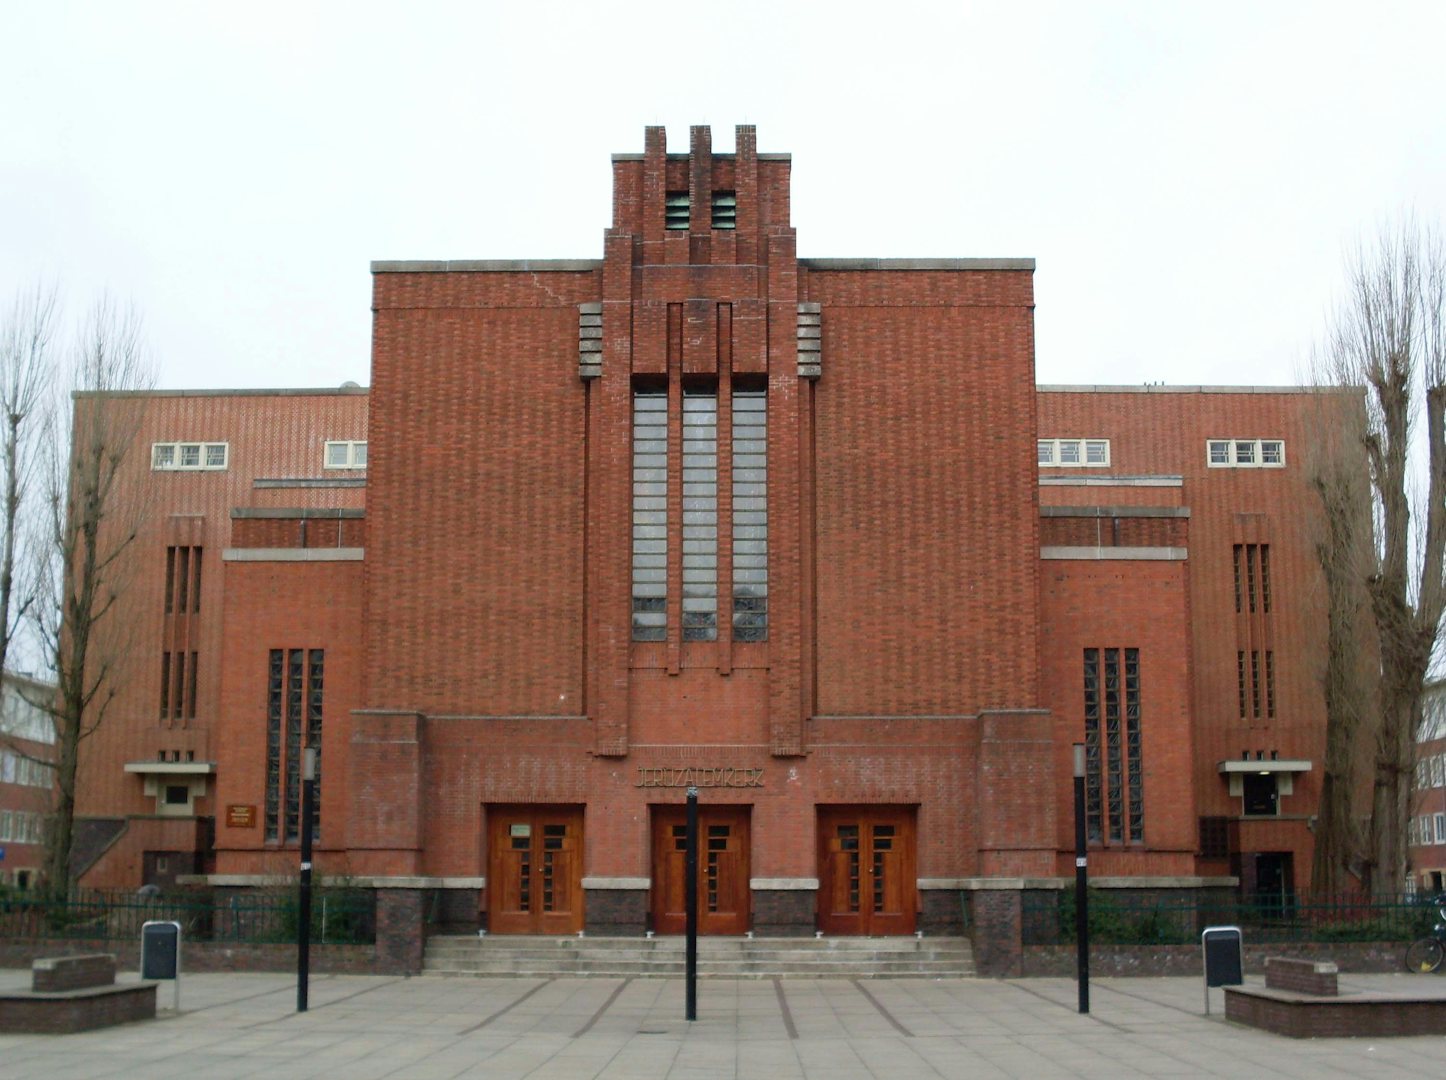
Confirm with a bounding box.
[1022,890,1444,946]
[0,888,375,945]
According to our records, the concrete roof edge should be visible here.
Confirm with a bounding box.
[370,259,602,273]
[800,257,1035,271]
[73,387,368,399]
[1037,383,1358,395]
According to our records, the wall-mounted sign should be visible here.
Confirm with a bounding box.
[226,804,256,828]
[634,767,763,789]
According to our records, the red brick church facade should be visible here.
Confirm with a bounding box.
[70,127,1344,959]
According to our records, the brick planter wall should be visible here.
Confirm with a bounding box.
[584,889,647,935]
[0,984,156,1034]
[376,889,424,974]
[1022,941,1411,977]
[971,891,1024,976]
[0,940,377,974]
[752,889,815,936]
[1225,990,1446,1038]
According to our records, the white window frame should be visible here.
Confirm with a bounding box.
[0,809,10,841]
[152,441,229,471]
[1206,438,1286,469]
[323,440,368,470]
[1423,816,1436,846]
[1434,753,1446,788]
[1038,438,1110,468]
[1436,813,1446,846]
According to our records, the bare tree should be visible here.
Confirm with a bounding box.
[33,298,153,898]
[1314,218,1446,897]
[0,285,57,677]
[1306,400,1375,895]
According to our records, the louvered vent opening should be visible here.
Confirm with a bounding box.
[711,191,737,230]
[665,192,690,230]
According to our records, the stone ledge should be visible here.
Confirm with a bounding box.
[222,548,364,562]
[1040,546,1188,561]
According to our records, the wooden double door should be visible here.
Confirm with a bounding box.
[650,805,750,935]
[487,805,584,934]
[817,806,917,935]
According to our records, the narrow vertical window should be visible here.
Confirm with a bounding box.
[1265,650,1276,718]
[1085,647,1144,845]
[1125,648,1143,841]
[1259,545,1271,613]
[1083,649,1101,843]
[160,653,171,719]
[1104,648,1123,843]
[1237,651,1247,719]
[307,649,325,841]
[632,389,668,641]
[265,650,283,841]
[164,547,176,614]
[1245,545,1257,613]
[176,547,190,613]
[1232,545,1243,614]
[171,651,184,721]
[681,387,718,641]
[186,652,198,720]
[284,649,303,842]
[191,549,203,613]
[1250,650,1262,718]
[732,388,767,640]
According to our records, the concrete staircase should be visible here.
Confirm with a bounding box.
[422,934,975,978]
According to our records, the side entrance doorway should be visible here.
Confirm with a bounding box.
[650,804,750,935]
[486,805,584,934]
[817,805,917,935]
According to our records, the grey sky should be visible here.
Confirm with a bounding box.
[3,1,1443,391]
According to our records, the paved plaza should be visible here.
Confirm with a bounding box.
[2,970,1444,1078]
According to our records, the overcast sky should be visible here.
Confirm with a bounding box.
[3,1,1444,391]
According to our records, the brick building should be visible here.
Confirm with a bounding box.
[70,126,1349,945]
[1,673,58,890]
[1410,681,1446,894]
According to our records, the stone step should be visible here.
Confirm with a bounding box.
[421,934,974,978]
[424,935,966,953]
[422,965,977,977]
[424,941,972,956]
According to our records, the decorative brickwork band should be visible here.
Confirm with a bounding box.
[578,302,602,379]
[796,303,821,379]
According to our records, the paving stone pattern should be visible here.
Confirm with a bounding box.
[0,970,1443,1078]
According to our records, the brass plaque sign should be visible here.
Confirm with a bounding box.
[226,804,256,828]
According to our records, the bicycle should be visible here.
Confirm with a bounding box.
[1404,899,1446,973]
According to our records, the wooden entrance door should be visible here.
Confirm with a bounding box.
[487,805,584,934]
[651,805,750,935]
[817,806,917,935]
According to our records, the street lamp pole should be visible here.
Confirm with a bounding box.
[1073,742,1089,1015]
[685,785,699,1021]
[297,745,317,1014]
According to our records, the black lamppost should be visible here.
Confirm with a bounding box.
[685,785,699,1021]
[1073,742,1089,1014]
[297,745,317,1013]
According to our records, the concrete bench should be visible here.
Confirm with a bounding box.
[1264,956,1338,996]
[31,953,117,993]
